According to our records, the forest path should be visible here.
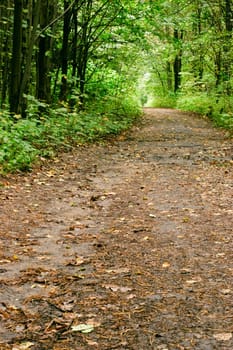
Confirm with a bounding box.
[0,108,232,349]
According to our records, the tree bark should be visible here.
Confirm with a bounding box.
[59,0,72,101]
[9,0,23,114]
[0,0,12,107]
[18,0,41,115]
[36,0,54,103]
[173,29,183,93]
[223,0,233,94]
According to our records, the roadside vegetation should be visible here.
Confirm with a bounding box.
[141,1,233,132]
[0,96,141,173]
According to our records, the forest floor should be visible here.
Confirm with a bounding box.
[0,108,233,350]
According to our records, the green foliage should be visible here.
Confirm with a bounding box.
[176,93,233,131]
[176,93,214,115]
[150,93,177,108]
[213,112,233,130]
[0,116,39,172]
[0,96,142,173]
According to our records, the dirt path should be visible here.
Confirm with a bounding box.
[0,108,232,350]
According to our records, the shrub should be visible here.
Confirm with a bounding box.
[0,96,142,173]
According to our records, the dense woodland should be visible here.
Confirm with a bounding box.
[0,0,233,172]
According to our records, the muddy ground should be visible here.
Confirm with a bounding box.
[0,108,232,350]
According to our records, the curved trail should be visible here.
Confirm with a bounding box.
[0,108,232,349]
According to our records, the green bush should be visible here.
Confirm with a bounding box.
[0,132,38,172]
[176,93,233,131]
[0,96,142,173]
[176,93,214,115]
[150,94,177,108]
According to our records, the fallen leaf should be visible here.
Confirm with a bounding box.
[72,257,85,266]
[221,289,231,295]
[162,262,170,268]
[103,284,132,292]
[71,323,95,333]
[104,192,116,196]
[86,340,98,346]
[12,342,34,350]
[15,325,26,332]
[142,236,149,241]
[185,277,202,284]
[126,294,136,300]
[213,333,232,341]
[182,217,190,223]
[216,253,225,257]
[106,267,130,274]
[46,170,56,177]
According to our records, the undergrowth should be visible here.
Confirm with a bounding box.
[0,97,141,173]
[176,93,233,131]
[151,92,233,133]
[149,94,177,108]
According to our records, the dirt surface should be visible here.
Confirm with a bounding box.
[0,108,233,350]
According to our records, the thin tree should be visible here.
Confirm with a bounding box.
[9,0,23,114]
[36,0,55,103]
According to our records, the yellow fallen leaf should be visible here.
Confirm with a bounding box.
[75,257,85,265]
[185,277,202,284]
[182,217,190,223]
[162,262,170,268]
[213,333,232,341]
[142,236,149,241]
[221,289,231,295]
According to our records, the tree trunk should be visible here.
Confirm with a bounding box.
[225,0,233,32]
[59,0,72,101]
[215,50,222,88]
[173,29,183,93]
[0,0,12,107]
[166,61,172,92]
[18,0,41,115]
[71,5,78,79]
[9,0,23,114]
[223,0,233,94]
[36,0,54,103]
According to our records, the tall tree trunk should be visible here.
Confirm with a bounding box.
[59,0,72,101]
[76,0,92,102]
[71,5,78,79]
[78,45,89,98]
[0,0,12,107]
[166,62,172,92]
[215,50,222,88]
[19,0,41,115]
[36,0,54,103]
[225,0,233,32]
[173,29,183,93]
[1,32,10,107]
[192,5,204,83]
[9,0,23,114]
[223,0,233,94]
